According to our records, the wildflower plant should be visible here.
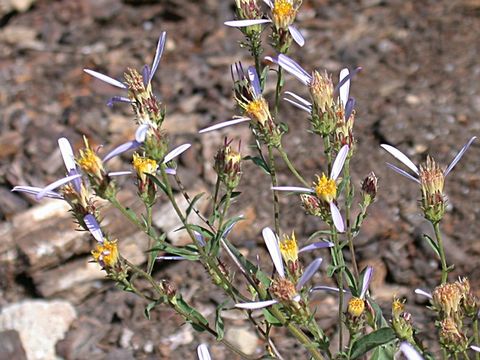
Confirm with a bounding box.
[11,3,480,360]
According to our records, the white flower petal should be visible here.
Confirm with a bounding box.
[470,345,480,353]
[103,141,141,163]
[163,143,191,164]
[149,32,166,83]
[262,227,285,278]
[339,68,350,109]
[381,144,419,175]
[298,241,334,253]
[83,69,127,89]
[360,266,373,299]
[12,186,63,200]
[108,171,133,177]
[284,97,311,113]
[199,117,250,133]
[135,124,150,143]
[296,258,322,290]
[224,19,272,27]
[235,299,278,309]
[36,174,83,200]
[197,344,212,360]
[284,91,311,107]
[330,202,344,233]
[330,145,349,181]
[247,66,262,98]
[263,0,273,8]
[310,285,344,293]
[271,186,313,193]
[58,138,76,172]
[386,163,420,183]
[444,136,476,176]
[165,168,177,175]
[414,288,432,299]
[399,342,424,360]
[156,256,186,261]
[288,25,305,47]
[277,54,312,86]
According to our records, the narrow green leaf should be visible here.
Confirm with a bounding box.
[215,300,228,340]
[423,234,440,258]
[244,155,270,174]
[370,342,397,360]
[350,327,396,359]
[262,308,282,326]
[186,192,205,218]
[144,301,160,320]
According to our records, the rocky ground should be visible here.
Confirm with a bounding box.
[1,0,480,359]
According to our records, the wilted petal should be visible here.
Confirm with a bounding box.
[107,96,131,107]
[247,66,262,98]
[444,136,476,176]
[271,186,313,193]
[83,69,127,89]
[197,344,211,360]
[150,32,167,83]
[277,54,312,86]
[84,214,104,243]
[296,258,323,290]
[199,117,250,133]
[163,143,191,164]
[338,68,350,109]
[135,124,150,143]
[381,144,419,175]
[299,241,334,253]
[36,174,83,200]
[288,25,305,47]
[103,140,141,163]
[224,19,272,27]
[331,145,349,181]
[399,342,424,360]
[330,202,344,233]
[235,299,278,309]
[262,227,285,278]
[414,288,432,299]
[359,266,373,299]
[385,163,420,183]
[12,186,63,200]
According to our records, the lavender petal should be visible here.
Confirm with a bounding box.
[338,68,350,109]
[344,97,355,121]
[359,266,373,299]
[224,19,272,27]
[385,162,420,184]
[107,96,131,107]
[12,186,63,200]
[381,144,419,175]
[330,202,345,233]
[150,32,167,83]
[262,227,285,278]
[444,136,476,176]
[331,145,349,181]
[288,25,305,47]
[414,288,432,299]
[108,171,133,177]
[84,214,104,243]
[163,143,191,164]
[296,258,323,290]
[247,66,262,98]
[334,67,362,96]
[142,65,151,88]
[103,140,141,163]
[199,117,250,133]
[277,54,312,86]
[271,186,313,193]
[299,241,334,253]
[36,174,83,200]
[83,69,127,89]
[135,124,150,143]
[399,342,424,360]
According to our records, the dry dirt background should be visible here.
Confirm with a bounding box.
[1,0,480,359]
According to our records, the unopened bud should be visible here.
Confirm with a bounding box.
[361,172,378,204]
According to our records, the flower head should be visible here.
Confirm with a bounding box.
[279,231,298,264]
[92,239,119,269]
[132,153,158,183]
[77,136,105,181]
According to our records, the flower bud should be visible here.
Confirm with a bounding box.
[432,282,463,319]
[419,156,446,223]
[439,318,468,354]
[214,139,242,190]
[361,172,378,205]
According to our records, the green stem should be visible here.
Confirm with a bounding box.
[474,318,479,360]
[145,204,154,274]
[433,222,449,284]
[344,159,359,279]
[332,227,345,352]
[109,195,145,232]
[274,66,284,117]
[267,145,281,235]
[278,144,310,187]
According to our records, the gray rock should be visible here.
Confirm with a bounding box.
[0,330,27,360]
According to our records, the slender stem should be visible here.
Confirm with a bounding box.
[145,204,154,273]
[433,222,448,284]
[331,227,345,352]
[463,351,472,360]
[474,318,479,360]
[277,144,310,187]
[268,145,281,235]
[274,66,284,117]
[344,159,359,279]
[109,195,145,232]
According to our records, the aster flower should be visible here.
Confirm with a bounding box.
[83,214,120,269]
[225,0,305,47]
[235,227,325,310]
[347,266,373,317]
[272,145,349,232]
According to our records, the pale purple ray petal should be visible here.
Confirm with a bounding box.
[165,168,177,175]
[83,69,127,89]
[299,241,334,253]
[84,214,104,243]
[470,345,480,353]
[310,285,346,293]
[288,25,305,47]
[194,231,206,247]
[444,136,476,176]
[224,19,272,27]
[263,0,273,8]
[103,140,141,163]
[271,186,313,193]
[277,54,312,86]
[12,186,64,200]
[58,138,76,172]
[331,145,349,181]
[108,171,133,177]
[360,266,373,299]
[381,144,419,175]
[142,65,150,88]
[284,97,311,113]
[344,97,355,121]
[107,96,132,107]
[235,299,278,309]
[297,258,323,290]
[264,55,278,65]
[285,91,311,107]
[135,124,150,143]
[330,202,345,233]
[338,68,350,109]
[399,342,424,360]
[163,143,191,164]
[156,256,186,261]
[150,32,167,83]
[385,163,420,184]
[199,117,250,133]
[334,67,362,96]
[197,344,212,360]
[414,288,432,299]
[262,227,285,278]
[247,66,262,97]
[36,174,83,200]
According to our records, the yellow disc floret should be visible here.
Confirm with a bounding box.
[279,231,298,264]
[348,297,365,317]
[92,239,119,269]
[132,153,158,183]
[315,174,337,203]
[272,0,297,28]
[392,296,405,319]
[77,136,105,180]
[244,97,271,125]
